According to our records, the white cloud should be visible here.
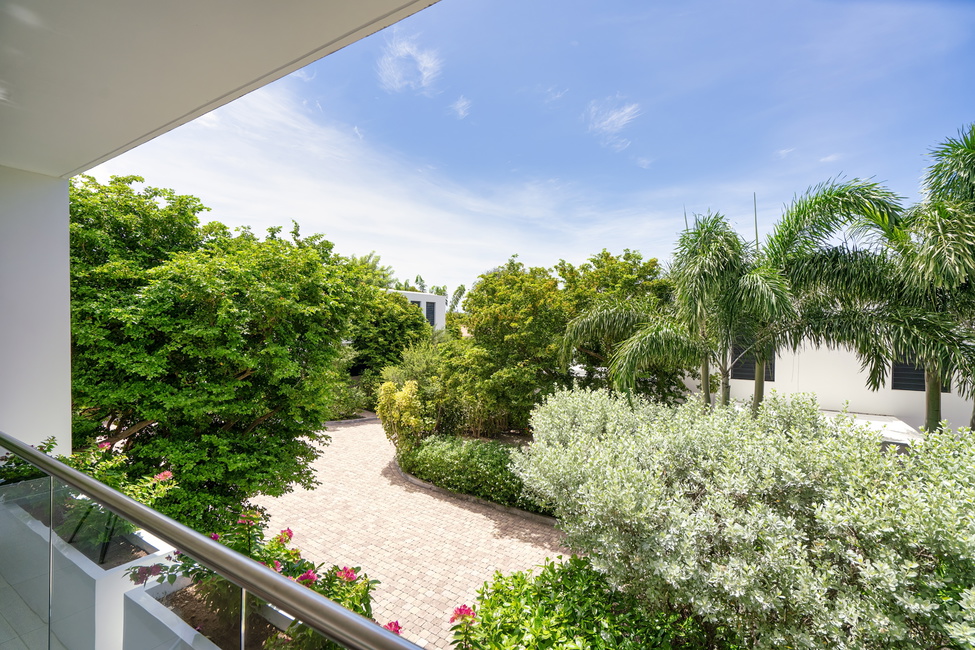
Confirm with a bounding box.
[89,82,642,289]
[290,68,316,82]
[776,148,796,159]
[85,79,830,290]
[819,153,841,163]
[544,86,569,102]
[450,95,471,119]
[376,31,442,94]
[586,95,641,151]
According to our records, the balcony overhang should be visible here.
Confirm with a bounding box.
[0,0,439,179]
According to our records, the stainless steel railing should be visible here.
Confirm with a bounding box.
[0,429,420,650]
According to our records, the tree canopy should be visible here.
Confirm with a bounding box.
[70,176,359,529]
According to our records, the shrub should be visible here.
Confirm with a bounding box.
[459,555,728,649]
[399,435,550,516]
[375,381,425,453]
[132,512,401,649]
[515,389,975,649]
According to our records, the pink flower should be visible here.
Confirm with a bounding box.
[131,564,163,585]
[153,470,173,482]
[273,560,283,573]
[383,621,402,635]
[98,442,111,450]
[336,566,358,582]
[276,528,293,543]
[131,566,149,585]
[450,604,476,624]
[209,533,220,541]
[297,569,318,584]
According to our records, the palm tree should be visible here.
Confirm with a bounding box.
[894,124,975,429]
[565,171,975,426]
[766,159,975,432]
[563,212,793,408]
[663,211,794,407]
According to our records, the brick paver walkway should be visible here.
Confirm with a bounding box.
[253,417,569,649]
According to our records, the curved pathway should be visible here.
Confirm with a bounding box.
[253,417,569,649]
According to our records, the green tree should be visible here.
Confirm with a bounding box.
[448,285,466,313]
[555,248,671,313]
[595,213,792,407]
[766,168,975,432]
[344,251,396,288]
[462,257,572,429]
[346,288,432,377]
[70,177,359,529]
[579,180,909,412]
[557,249,688,404]
[902,124,975,429]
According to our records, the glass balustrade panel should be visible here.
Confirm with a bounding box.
[0,457,54,649]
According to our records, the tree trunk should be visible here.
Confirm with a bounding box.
[700,358,712,407]
[751,359,766,415]
[720,371,731,406]
[717,350,731,406]
[924,368,942,432]
[105,419,156,444]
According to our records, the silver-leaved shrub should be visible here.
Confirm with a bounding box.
[514,389,975,649]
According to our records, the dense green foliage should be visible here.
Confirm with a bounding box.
[461,257,573,431]
[460,556,734,649]
[516,389,975,649]
[398,435,549,515]
[70,176,361,529]
[378,250,687,441]
[346,288,431,379]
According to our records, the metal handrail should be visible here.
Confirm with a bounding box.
[0,430,420,650]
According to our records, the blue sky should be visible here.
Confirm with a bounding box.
[91,0,975,292]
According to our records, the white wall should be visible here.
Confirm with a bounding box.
[0,166,71,452]
[391,290,447,330]
[728,344,973,431]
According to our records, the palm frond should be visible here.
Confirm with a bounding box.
[786,246,894,303]
[734,264,796,324]
[905,200,975,290]
[764,178,904,266]
[560,298,657,367]
[925,123,975,202]
[608,321,705,391]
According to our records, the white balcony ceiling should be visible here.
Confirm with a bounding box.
[0,0,439,178]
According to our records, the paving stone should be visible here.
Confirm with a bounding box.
[254,419,569,649]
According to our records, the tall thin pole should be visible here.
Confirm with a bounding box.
[753,192,759,250]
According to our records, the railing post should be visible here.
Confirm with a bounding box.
[241,587,248,650]
[48,473,54,650]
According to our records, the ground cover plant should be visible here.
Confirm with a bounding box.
[515,389,975,649]
[397,434,550,516]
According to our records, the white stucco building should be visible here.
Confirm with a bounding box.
[726,345,973,432]
[392,290,447,330]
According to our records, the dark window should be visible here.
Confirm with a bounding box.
[424,301,436,327]
[730,346,774,381]
[410,300,421,308]
[892,359,950,392]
